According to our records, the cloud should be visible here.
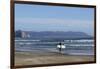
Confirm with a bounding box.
[15,18,94,35]
[16,17,93,24]
[15,17,94,28]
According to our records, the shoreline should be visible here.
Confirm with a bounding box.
[15,51,94,66]
[15,47,94,56]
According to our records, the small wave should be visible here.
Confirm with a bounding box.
[16,42,33,45]
[15,40,40,42]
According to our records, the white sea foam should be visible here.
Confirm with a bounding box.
[15,39,94,55]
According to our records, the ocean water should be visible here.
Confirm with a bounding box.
[15,38,94,55]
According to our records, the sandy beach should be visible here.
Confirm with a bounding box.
[15,51,94,66]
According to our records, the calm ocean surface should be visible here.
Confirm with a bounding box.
[15,38,94,55]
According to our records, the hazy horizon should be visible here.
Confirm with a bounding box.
[15,30,93,36]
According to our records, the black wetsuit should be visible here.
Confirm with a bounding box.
[58,42,62,53]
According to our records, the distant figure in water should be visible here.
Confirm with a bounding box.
[57,42,66,54]
[57,42,62,54]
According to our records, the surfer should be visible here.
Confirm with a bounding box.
[57,42,66,54]
[57,42,62,54]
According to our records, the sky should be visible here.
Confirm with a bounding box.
[15,4,94,35]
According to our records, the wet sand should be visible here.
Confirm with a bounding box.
[15,51,94,66]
